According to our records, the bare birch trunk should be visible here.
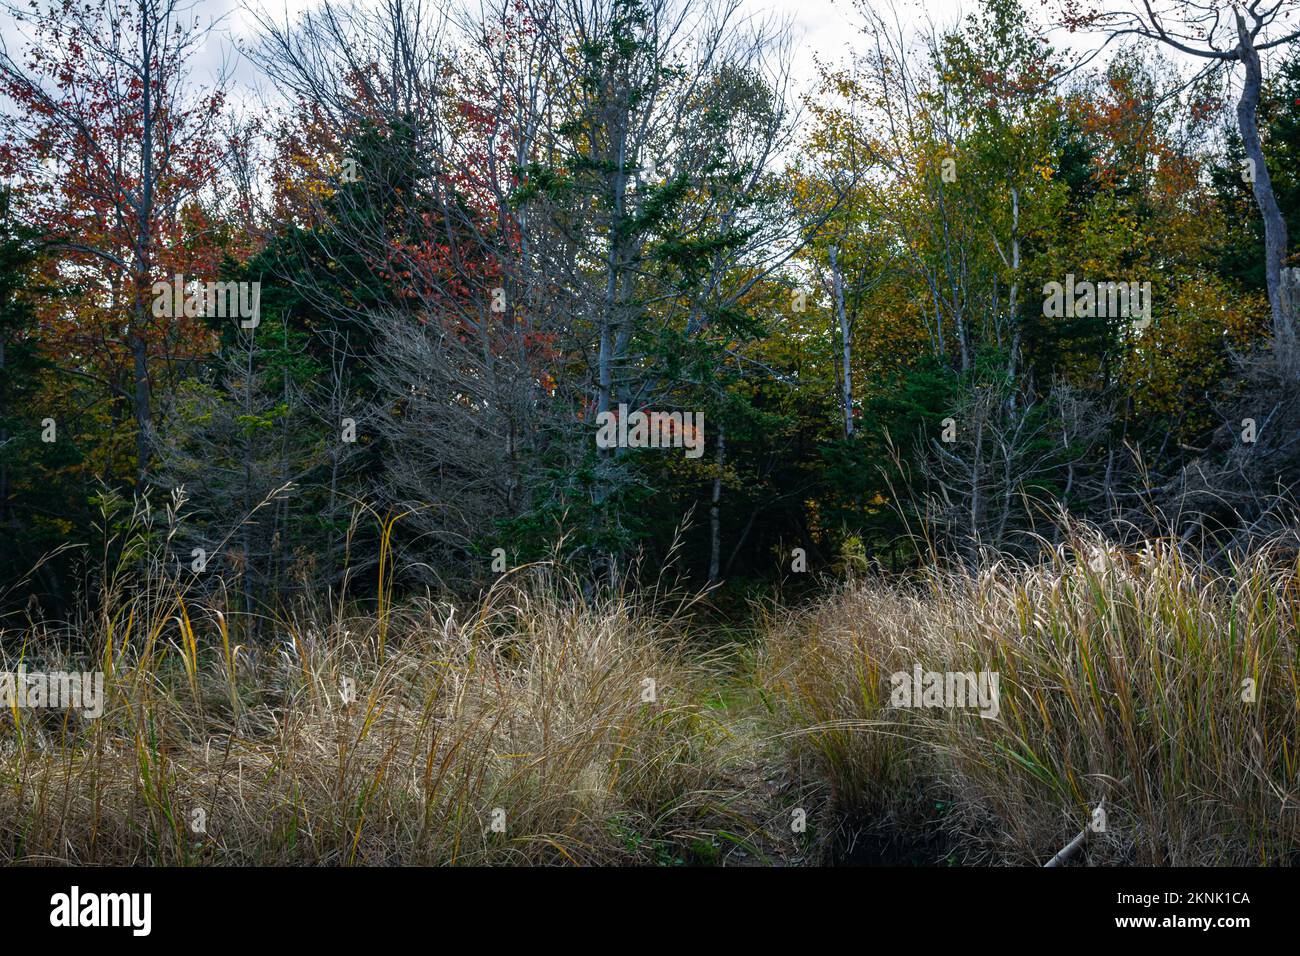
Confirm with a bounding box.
[830,245,853,439]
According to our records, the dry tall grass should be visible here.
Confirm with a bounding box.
[0,501,732,865]
[7,496,1298,866]
[758,532,1300,865]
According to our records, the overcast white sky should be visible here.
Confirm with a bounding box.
[197,0,1203,103]
[200,0,1058,110]
[8,0,960,117]
[189,0,949,93]
[1,0,982,101]
[5,0,1297,112]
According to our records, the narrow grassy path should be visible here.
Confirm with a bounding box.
[697,677,813,866]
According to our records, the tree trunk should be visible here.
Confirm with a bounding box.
[830,245,853,439]
[1007,185,1021,388]
[130,314,152,488]
[132,3,155,488]
[708,423,725,582]
[1236,12,1296,365]
[0,334,8,533]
